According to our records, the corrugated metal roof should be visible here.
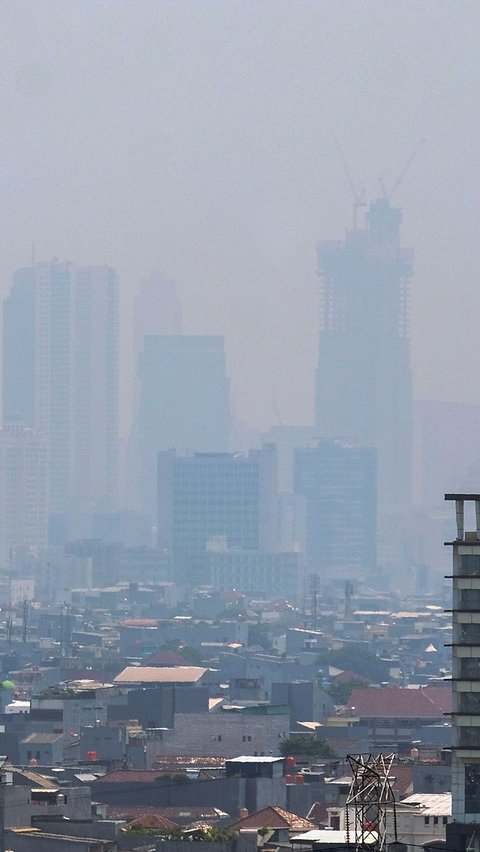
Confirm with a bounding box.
[114,665,207,684]
[400,793,452,815]
[20,732,66,744]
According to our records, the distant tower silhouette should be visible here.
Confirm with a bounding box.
[315,199,413,512]
[3,261,119,541]
[134,271,183,356]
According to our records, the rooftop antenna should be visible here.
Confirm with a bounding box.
[331,132,366,229]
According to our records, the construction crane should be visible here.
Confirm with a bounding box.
[331,132,367,229]
[378,139,425,202]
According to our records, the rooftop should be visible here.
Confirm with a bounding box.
[345,686,451,719]
[399,793,452,816]
[230,805,315,832]
[226,756,284,764]
[114,665,207,684]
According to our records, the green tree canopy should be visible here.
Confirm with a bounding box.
[279,733,336,758]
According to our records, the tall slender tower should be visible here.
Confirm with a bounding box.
[0,423,47,565]
[3,261,119,541]
[315,198,413,512]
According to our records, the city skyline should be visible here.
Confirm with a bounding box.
[0,2,479,434]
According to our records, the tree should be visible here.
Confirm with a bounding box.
[279,733,336,758]
[326,678,369,706]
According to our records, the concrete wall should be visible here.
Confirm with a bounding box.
[108,684,210,728]
[92,775,286,817]
[4,831,113,851]
[34,819,124,841]
[150,711,288,758]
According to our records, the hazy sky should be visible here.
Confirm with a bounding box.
[0,0,479,434]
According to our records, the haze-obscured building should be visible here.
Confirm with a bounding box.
[133,271,183,354]
[315,199,412,514]
[134,335,230,518]
[0,422,47,565]
[293,440,376,580]
[2,262,119,542]
[157,445,278,583]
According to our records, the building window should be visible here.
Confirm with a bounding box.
[465,764,480,812]
[460,589,480,610]
[460,657,480,678]
[459,692,480,713]
[433,817,438,825]
[459,727,480,748]
[443,817,448,825]
[460,556,480,575]
[460,623,480,643]
[424,817,430,825]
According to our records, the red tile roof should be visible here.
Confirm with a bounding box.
[332,670,371,685]
[345,686,451,719]
[123,813,176,831]
[143,650,190,667]
[389,764,414,796]
[95,770,171,783]
[230,805,315,832]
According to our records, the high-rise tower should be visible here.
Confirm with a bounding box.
[133,271,183,355]
[315,199,413,512]
[133,335,230,518]
[445,494,480,851]
[294,440,377,579]
[3,261,119,540]
[0,422,47,564]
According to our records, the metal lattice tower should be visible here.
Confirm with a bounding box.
[345,753,397,852]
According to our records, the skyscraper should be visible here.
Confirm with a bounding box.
[293,440,376,580]
[133,271,183,355]
[157,445,278,583]
[0,422,47,566]
[2,262,119,540]
[315,199,413,512]
[134,335,230,517]
[69,265,119,532]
